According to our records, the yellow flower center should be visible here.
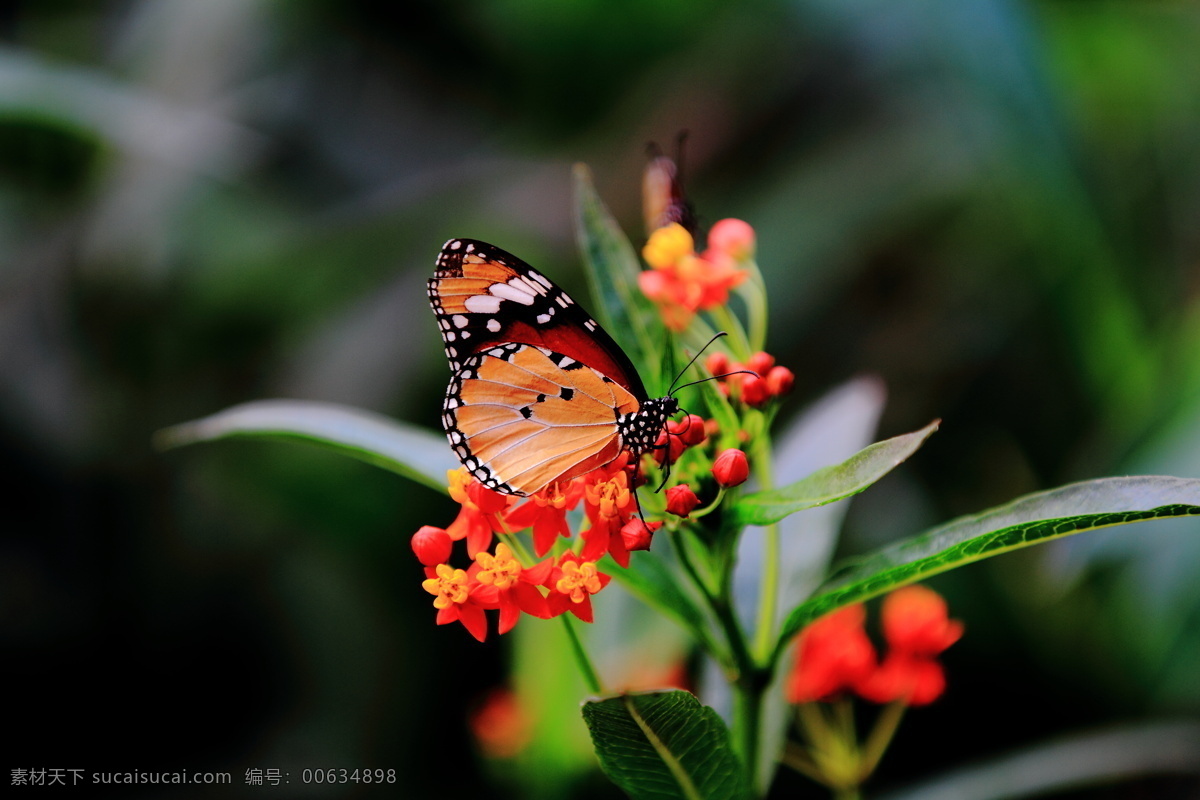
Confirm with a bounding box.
[475,543,522,590]
[556,560,602,604]
[586,472,630,520]
[421,563,470,609]
[447,467,474,507]
[534,481,569,510]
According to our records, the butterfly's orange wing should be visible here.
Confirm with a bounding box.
[444,344,640,495]
[429,239,674,496]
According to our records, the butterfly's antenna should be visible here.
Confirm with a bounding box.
[671,370,758,394]
[668,331,728,396]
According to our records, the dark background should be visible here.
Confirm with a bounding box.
[3,1,1199,797]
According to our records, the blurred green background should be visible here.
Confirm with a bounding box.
[3,0,1199,797]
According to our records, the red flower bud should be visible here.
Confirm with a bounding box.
[411,525,454,566]
[765,365,794,396]
[674,414,707,447]
[741,375,770,407]
[665,485,701,518]
[653,428,688,466]
[620,518,661,552]
[706,218,756,262]
[747,351,775,377]
[705,351,729,377]
[712,449,750,487]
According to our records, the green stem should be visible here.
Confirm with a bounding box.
[711,583,766,793]
[732,675,763,790]
[670,527,717,599]
[662,531,732,670]
[670,519,764,786]
[780,743,827,785]
[687,486,726,520]
[561,614,604,695]
[859,701,906,779]
[749,435,780,662]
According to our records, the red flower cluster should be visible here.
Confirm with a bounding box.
[638,222,751,332]
[785,585,962,707]
[705,350,794,408]
[413,462,650,641]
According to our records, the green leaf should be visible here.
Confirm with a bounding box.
[156,400,456,493]
[583,690,751,800]
[572,163,665,394]
[775,476,1200,656]
[693,357,741,448]
[731,420,940,526]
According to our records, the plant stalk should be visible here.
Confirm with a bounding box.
[561,615,604,695]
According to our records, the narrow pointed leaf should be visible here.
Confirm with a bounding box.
[573,163,664,394]
[775,476,1200,657]
[156,400,456,493]
[731,420,939,526]
[583,690,751,800]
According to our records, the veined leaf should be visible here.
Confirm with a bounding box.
[155,399,456,493]
[731,420,939,526]
[583,690,751,800]
[775,476,1200,657]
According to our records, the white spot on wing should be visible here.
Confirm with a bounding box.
[537,313,551,324]
[487,319,501,332]
[514,276,545,295]
[452,315,469,328]
[490,281,536,305]
[464,295,502,314]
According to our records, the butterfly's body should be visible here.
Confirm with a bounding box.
[428,239,677,496]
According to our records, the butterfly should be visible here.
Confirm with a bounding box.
[428,238,679,497]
